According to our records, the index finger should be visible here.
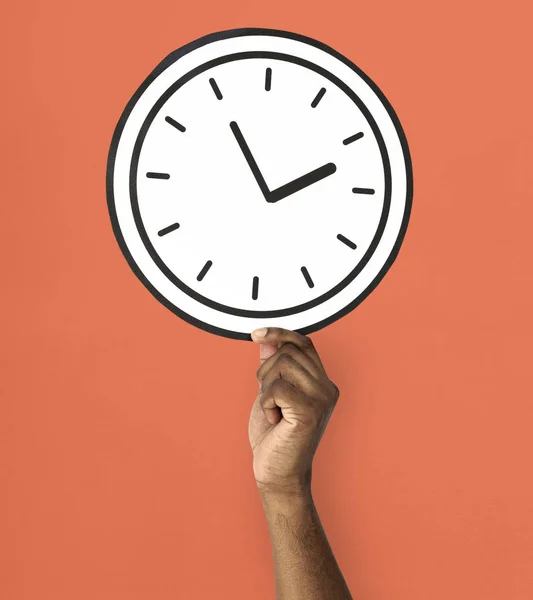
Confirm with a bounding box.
[250,327,324,368]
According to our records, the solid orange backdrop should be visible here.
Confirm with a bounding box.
[2,1,533,599]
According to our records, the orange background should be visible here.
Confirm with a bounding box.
[2,1,533,599]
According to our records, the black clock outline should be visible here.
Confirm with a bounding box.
[107,28,413,341]
[131,52,391,316]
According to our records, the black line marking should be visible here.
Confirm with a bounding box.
[165,116,186,132]
[197,260,213,281]
[230,121,270,199]
[209,77,223,100]
[343,132,364,145]
[158,223,180,237]
[265,67,272,91]
[146,172,170,179]
[252,276,259,300]
[268,162,336,203]
[311,87,326,107]
[352,187,375,195]
[337,234,357,249]
[301,266,314,288]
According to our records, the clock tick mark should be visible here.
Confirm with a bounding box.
[343,132,364,145]
[165,116,186,132]
[197,260,213,282]
[146,172,170,179]
[352,187,375,195]
[158,223,180,237]
[337,234,357,250]
[311,87,326,108]
[265,67,272,91]
[252,276,259,300]
[209,77,223,100]
[301,266,315,288]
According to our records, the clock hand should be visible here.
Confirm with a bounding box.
[229,121,270,200]
[230,120,336,203]
[267,162,337,203]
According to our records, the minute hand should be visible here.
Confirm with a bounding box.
[267,162,337,203]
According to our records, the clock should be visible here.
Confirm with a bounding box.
[107,28,413,340]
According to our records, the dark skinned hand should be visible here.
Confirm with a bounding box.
[248,327,340,496]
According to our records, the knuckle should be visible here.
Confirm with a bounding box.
[280,342,298,354]
[301,334,314,349]
[270,378,285,391]
[277,352,294,368]
[331,381,340,403]
[269,378,291,399]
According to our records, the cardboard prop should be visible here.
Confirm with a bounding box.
[106,29,413,340]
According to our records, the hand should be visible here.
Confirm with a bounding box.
[267,162,337,203]
[248,327,340,497]
[230,121,336,203]
[229,121,270,200]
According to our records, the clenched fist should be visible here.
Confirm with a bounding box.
[248,327,340,497]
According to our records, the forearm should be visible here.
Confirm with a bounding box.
[260,489,353,600]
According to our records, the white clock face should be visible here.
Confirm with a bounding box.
[107,29,412,340]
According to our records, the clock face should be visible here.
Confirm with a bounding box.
[107,29,412,340]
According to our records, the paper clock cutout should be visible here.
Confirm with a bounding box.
[106,29,413,340]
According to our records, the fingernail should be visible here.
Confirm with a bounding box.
[252,327,268,338]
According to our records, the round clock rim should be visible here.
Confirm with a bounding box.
[131,50,392,317]
[106,28,413,341]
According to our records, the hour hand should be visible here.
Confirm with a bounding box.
[230,121,270,200]
[267,162,337,203]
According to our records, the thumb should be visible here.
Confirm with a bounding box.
[251,328,279,364]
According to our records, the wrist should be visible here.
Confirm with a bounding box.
[258,482,314,515]
[256,473,312,499]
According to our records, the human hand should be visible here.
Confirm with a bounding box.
[248,327,340,498]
